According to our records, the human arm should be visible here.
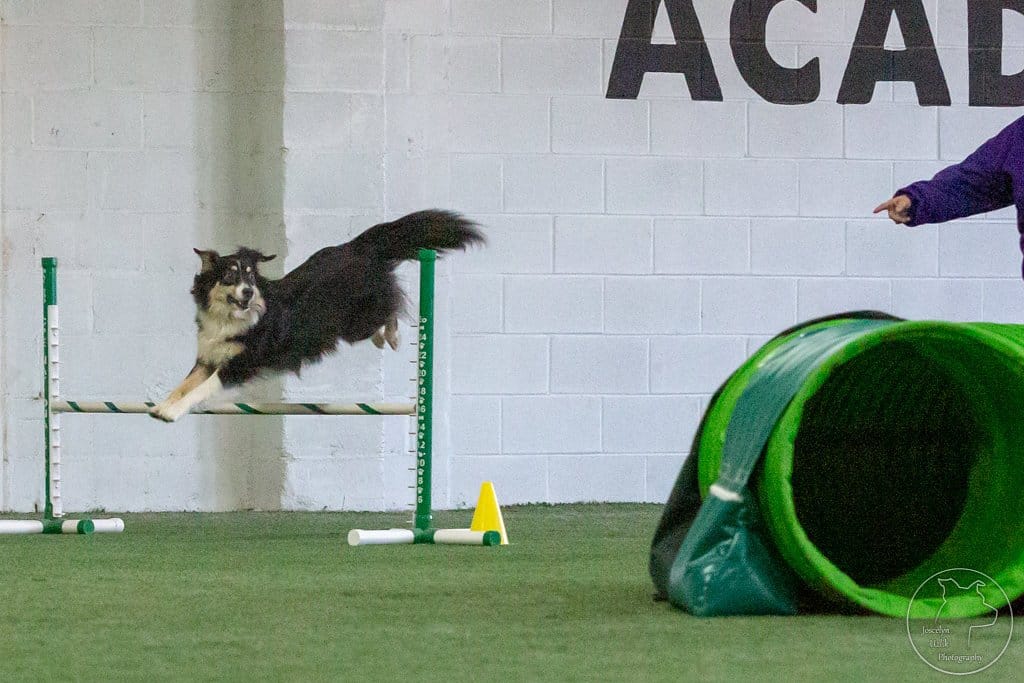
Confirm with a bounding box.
[875,121,1019,225]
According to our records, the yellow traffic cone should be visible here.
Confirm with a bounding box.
[469,481,508,545]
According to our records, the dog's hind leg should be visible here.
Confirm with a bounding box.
[150,369,223,423]
[371,316,400,351]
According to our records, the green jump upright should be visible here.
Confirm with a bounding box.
[415,248,436,531]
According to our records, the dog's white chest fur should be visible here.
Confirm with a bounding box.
[196,307,258,367]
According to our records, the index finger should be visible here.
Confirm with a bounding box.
[872,199,895,214]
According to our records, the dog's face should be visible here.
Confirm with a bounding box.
[192,248,275,321]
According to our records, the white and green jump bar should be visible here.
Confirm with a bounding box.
[1,253,498,546]
[52,401,415,416]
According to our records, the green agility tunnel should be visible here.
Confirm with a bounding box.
[652,312,1024,617]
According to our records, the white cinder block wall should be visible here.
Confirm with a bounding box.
[2,1,1023,512]
[0,1,287,512]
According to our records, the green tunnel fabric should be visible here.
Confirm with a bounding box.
[666,319,892,616]
[649,311,900,608]
[655,313,1024,617]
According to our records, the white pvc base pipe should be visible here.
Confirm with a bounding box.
[348,527,500,546]
[433,529,496,545]
[0,520,44,534]
[0,518,125,535]
[86,518,125,533]
[348,528,414,545]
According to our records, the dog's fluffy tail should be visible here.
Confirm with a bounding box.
[352,209,484,262]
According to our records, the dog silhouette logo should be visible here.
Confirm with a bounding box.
[907,568,1013,675]
[934,577,999,649]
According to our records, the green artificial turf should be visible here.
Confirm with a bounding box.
[0,504,1018,681]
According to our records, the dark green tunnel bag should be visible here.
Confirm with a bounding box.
[651,313,899,616]
[668,484,800,616]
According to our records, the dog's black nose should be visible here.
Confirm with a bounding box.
[241,287,253,301]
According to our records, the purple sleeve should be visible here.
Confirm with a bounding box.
[897,123,1017,226]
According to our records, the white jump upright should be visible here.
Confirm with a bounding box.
[0,257,125,535]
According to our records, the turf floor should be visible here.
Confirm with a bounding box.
[0,504,1019,681]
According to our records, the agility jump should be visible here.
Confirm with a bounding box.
[0,251,501,545]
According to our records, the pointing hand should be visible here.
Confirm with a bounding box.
[873,195,912,224]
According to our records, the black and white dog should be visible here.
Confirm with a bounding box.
[149,209,483,422]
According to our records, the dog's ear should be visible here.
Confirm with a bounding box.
[257,253,276,262]
[193,248,219,273]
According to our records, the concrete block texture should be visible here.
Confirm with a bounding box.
[3,1,1018,512]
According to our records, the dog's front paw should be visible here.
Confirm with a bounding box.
[149,401,185,423]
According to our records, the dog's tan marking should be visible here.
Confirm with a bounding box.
[195,285,261,366]
[150,370,224,422]
[151,282,261,420]
[160,363,211,405]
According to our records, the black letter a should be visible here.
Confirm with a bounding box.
[838,0,950,106]
[606,0,723,100]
